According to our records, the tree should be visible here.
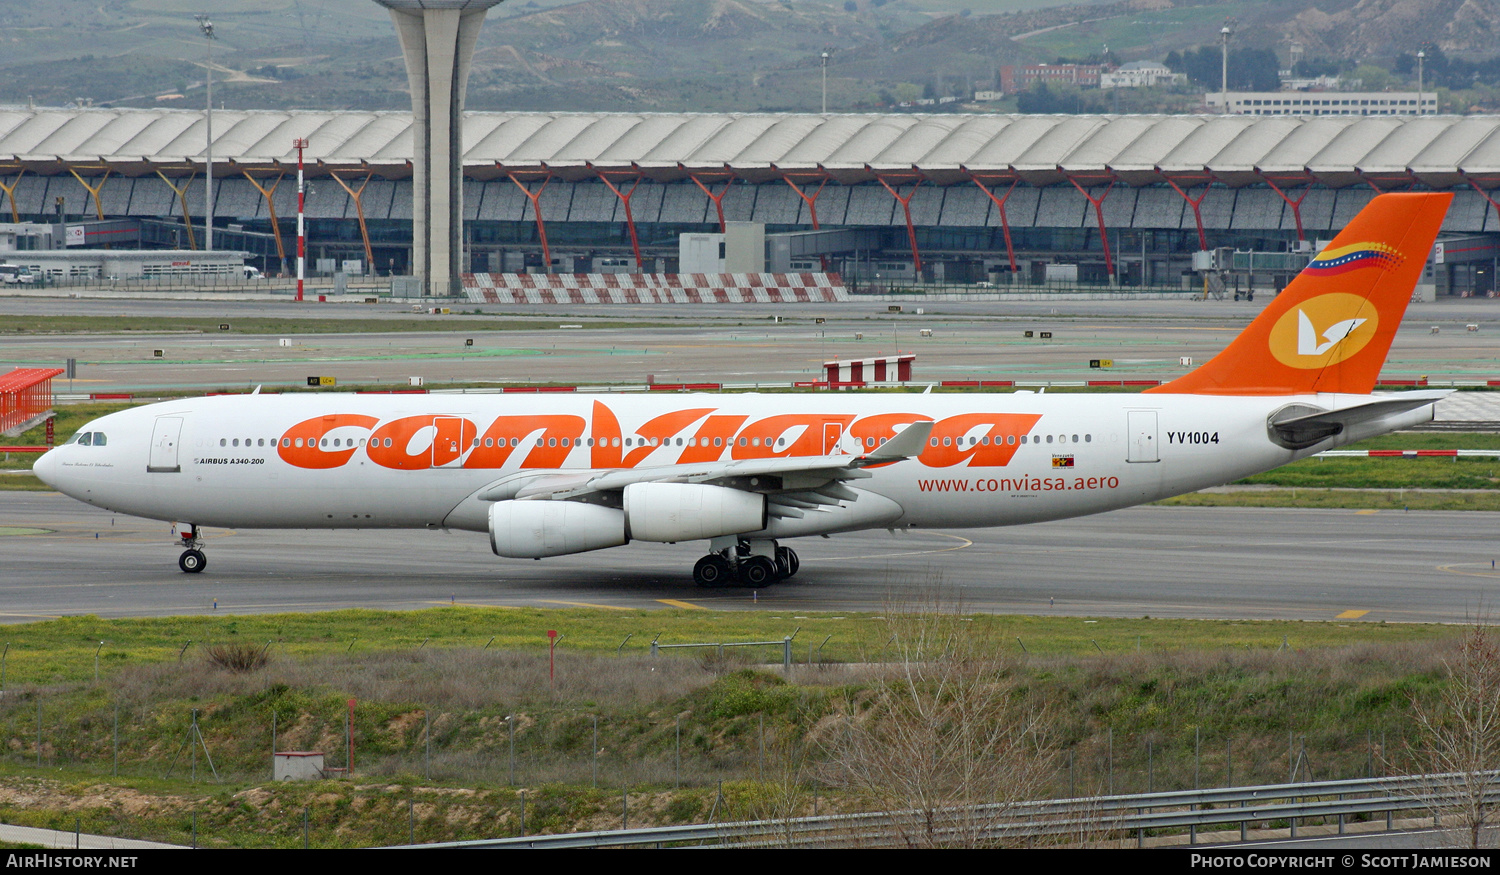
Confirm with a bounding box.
[1411,626,1500,849]
[820,592,1058,848]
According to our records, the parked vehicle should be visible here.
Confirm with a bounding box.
[0,264,36,284]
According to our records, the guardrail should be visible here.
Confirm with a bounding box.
[398,771,1499,849]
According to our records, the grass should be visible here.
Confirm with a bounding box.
[1158,490,1500,512]
[0,606,1474,847]
[0,315,663,336]
[0,608,1458,687]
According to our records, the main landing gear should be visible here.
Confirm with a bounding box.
[176,524,206,574]
[692,539,799,588]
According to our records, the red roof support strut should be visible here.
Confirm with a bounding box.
[596,170,645,272]
[964,173,1020,274]
[1465,175,1500,229]
[1162,173,1214,252]
[1066,174,1117,278]
[687,170,736,232]
[505,170,553,272]
[871,170,924,274]
[1255,171,1313,242]
[781,172,832,230]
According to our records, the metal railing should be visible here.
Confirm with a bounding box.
[398,771,1500,849]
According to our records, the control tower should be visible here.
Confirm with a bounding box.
[374,0,505,296]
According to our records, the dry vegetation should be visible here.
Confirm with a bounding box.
[0,606,1480,847]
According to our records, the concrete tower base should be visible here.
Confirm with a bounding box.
[377,0,504,296]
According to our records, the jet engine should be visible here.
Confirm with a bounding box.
[488,500,627,558]
[624,482,766,542]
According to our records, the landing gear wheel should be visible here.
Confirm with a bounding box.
[693,554,731,588]
[178,549,207,574]
[776,546,800,579]
[740,555,777,587]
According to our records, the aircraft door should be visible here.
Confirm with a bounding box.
[1126,410,1159,463]
[432,417,469,468]
[147,417,184,473]
[823,422,844,455]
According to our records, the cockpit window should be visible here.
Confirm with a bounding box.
[77,432,92,446]
[92,433,106,446]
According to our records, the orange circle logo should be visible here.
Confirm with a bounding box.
[1268,293,1379,369]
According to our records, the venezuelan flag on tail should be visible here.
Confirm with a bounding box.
[1148,192,1451,396]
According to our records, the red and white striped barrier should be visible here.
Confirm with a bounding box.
[462,272,848,304]
[825,354,914,384]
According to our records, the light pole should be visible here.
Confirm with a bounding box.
[196,14,216,253]
[821,51,829,114]
[294,138,307,303]
[1220,25,1231,114]
[1417,50,1426,116]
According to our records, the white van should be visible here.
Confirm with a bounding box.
[0,264,35,284]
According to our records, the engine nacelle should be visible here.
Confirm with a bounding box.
[624,482,766,542]
[488,500,627,558]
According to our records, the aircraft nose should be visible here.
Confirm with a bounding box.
[32,448,59,488]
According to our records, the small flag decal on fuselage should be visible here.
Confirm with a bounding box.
[1052,455,1075,468]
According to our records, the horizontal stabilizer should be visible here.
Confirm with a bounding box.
[1269,390,1448,449]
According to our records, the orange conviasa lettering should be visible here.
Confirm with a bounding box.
[278,414,379,469]
[729,414,856,459]
[921,413,1042,467]
[679,414,749,463]
[589,402,713,468]
[368,415,478,470]
[462,414,586,469]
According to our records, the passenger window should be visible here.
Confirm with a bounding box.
[1085,434,1092,443]
[510,438,519,447]
[220,438,227,447]
[1046,435,1054,444]
[1072,435,1079,443]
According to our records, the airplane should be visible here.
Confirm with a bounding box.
[33,192,1452,587]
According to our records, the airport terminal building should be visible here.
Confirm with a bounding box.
[0,107,1498,295]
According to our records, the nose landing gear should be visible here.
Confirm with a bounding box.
[692,539,799,588]
[176,524,206,574]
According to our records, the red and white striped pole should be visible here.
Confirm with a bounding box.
[294,137,307,303]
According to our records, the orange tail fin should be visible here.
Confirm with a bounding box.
[1147,192,1451,396]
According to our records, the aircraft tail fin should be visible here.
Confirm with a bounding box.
[1147,192,1451,396]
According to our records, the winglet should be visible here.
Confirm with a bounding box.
[853,420,934,466]
[1147,192,1451,396]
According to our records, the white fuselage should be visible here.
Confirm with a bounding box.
[34,390,1429,542]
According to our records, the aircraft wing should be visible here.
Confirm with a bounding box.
[476,421,934,517]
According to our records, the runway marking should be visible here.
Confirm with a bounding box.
[0,527,52,536]
[658,599,707,610]
[1355,510,1380,515]
[1335,610,1369,619]
[1438,563,1500,580]
[803,531,973,561]
[539,599,634,611]
[427,601,521,610]
[0,612,62,620]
